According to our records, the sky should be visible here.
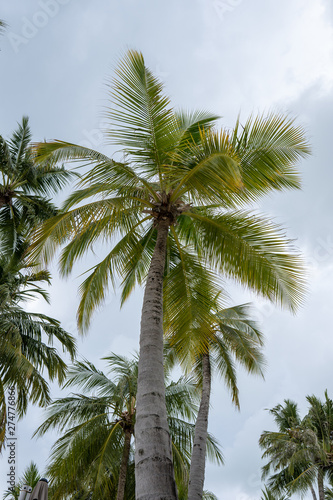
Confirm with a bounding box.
[1,0,333,498]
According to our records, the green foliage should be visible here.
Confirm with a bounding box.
[30,50,309,334]
[260,392,333,499]
[3,461,41,500]
[35,352,222,498]
[0,242,76,449]
[28,51,309,496]
[0,117,76,254]
[260,485,290,500]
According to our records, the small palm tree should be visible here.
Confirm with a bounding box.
[35,353,222,499]
[259,392,333,500]
[0,117,75,252]
[30,50,310,497]
[165,297,264,499]
[0,242,76,449]
[3,461,41,500]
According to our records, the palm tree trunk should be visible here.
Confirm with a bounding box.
[310,484,318,500]
[188,352,211,500]
[135,219,178,500]
[117,428,132,500]
[317,468,325,500]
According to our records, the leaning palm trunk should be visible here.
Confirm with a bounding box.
[188,353,211,500]
[117,428,132,500]
[135,220,178,499]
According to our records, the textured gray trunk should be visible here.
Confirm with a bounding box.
[135,220,178,500]
[116,428,132,500]
[310,484,318,500]
[317,468,325,500]
[188,352,211,500]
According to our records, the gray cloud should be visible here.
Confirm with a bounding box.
[1,1,333,499]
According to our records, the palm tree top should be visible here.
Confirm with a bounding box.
[0,116,77,253]
[30,50,310,332]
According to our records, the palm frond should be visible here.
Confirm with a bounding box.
[231,113,310,201]
[181,209,306,311]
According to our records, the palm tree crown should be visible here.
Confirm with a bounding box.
[31,52,309,329]
[0,116,75,252]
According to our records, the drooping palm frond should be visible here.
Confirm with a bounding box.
[260,484,291,500]
[231,113,310,202]
[163,245,224,359]
[180,208,305,312]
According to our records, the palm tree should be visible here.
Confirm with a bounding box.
[164,298,264,499]
[187,305,264,499]
[0,117,76,447]
[0,242,76,449]
[259,393,333,500]
[0,116,75,253]
[35,353,222,499]
[3,461,41,500]
[30,50,310,498]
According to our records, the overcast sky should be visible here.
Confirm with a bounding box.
[1,1,333,498]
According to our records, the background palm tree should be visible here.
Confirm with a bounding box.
[30,50,310,498]
[0,116,75,253]
[3,461,41,500]
[0,241,76,449]
[259,392,333,500]
[35,352,222,499]
[0,117,76,450]
[183,304,265,499]
[163,274,265,499]
[161,243,265,497]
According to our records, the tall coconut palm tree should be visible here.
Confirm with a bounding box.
[35,353,222,499]
[259,393,333,500]
[0,242,76,449]
[0,116,75,253]
[30,51,309,498]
